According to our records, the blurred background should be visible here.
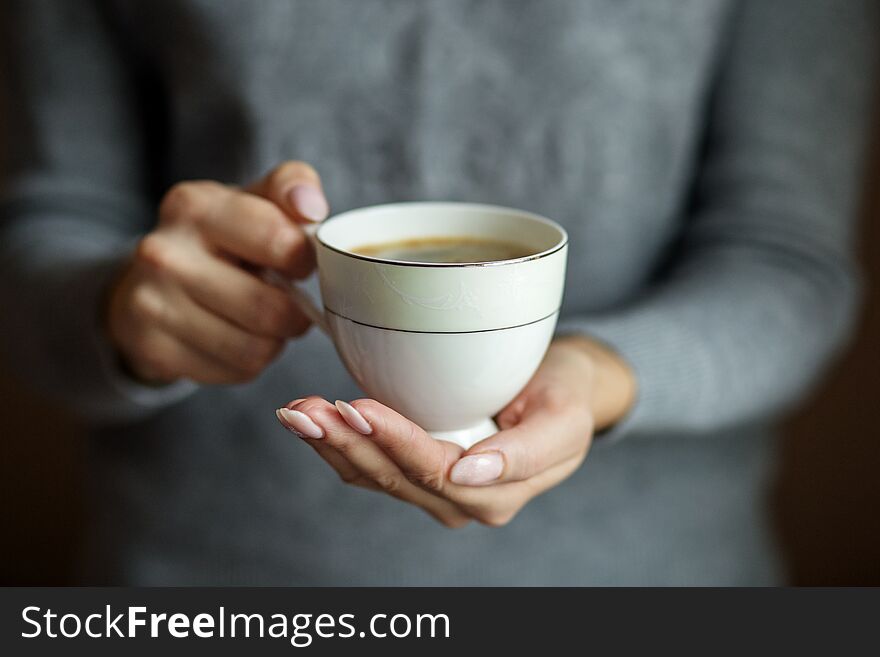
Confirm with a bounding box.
[1,93,877,589]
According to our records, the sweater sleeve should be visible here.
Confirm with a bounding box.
[0,0,196,423]
[557,0,878,437]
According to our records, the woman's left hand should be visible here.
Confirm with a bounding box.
[276,336,636,527]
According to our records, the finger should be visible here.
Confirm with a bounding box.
[278,398,471,528]
[139,233,310,337]
[520,452,587,496]
[128,328,253,385]
[159,182,314,278]
[450,399,594,486]
[496,394,528,430]
[346,399,464,495]
[275,401,378,491]
[203,190,316,278]
[152,287,284,379]
[246,160,329,224]
[450,453,587,527]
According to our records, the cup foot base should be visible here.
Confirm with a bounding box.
[430,418,499,449]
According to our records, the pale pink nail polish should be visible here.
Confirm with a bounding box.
[289,184,328,222]
[450,453,504,486]
[275,408,304,437]
[278,407,324,439]
[335,400,372,435]
[285,398,306,409]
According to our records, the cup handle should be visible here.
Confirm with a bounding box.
[260,223,330,336]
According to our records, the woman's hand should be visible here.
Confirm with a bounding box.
[106,161,329,384]
[276,336,636,527]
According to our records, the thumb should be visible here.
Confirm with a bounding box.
[247,160,329,224]
[449,403,593,486]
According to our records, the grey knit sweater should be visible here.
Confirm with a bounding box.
[0,0,875,585]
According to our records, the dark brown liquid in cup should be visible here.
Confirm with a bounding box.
[350,236,536,263]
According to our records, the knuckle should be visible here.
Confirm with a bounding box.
[137,340,174,380]
[217,338,273,378]
[127,330,150,357]
[483,512,516,528]
[408,468,445,493]
[229,364,261,384]
[129,284,166,324]
[338,470,362,486]
[324,429,356,456]
[236,349,270,378]
[159,182,203,224]
[234,371,260,385]
[253,337,282,367]
[287,314,311,337]
[439,515,471,530]
[373,472,403,495]
[239,338,280,373]
[252,211,289,247]
[253,293,292,336]
[235,362,261,381]
[474,507,518,528]
[136,233,173,272]
[272,160,320,186]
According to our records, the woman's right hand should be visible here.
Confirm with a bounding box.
[106,161,328,385]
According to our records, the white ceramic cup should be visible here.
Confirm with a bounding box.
[278,202,568,449]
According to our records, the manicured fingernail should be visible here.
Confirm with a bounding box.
[275,408,304,437]
[277,407,324,439]
[449,452,504,486]
[289,184,328,222]
[285,398,306,409]
[335,400,372,435]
